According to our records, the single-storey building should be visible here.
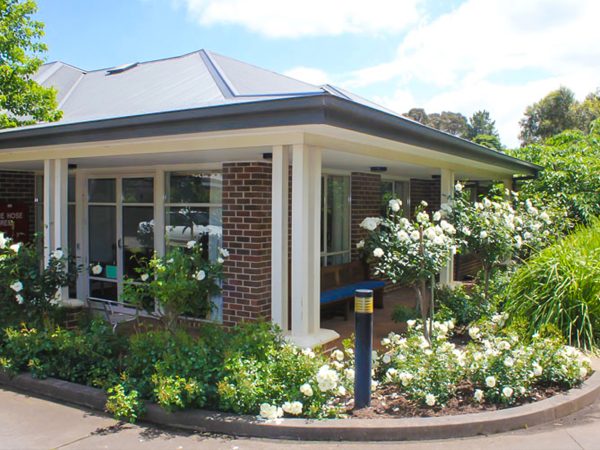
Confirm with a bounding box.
[0,50,539,347]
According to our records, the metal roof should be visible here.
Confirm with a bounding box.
[0,49,540,174]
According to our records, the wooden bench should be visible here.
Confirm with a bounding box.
[320,260,385,320]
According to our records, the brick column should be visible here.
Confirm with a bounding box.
[350,172,381,261]
[409,177,441,216]
[221,162,272,326]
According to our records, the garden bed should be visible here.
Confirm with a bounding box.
[1,364,599,441]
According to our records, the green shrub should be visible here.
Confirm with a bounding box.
[504,219,600,349]
[391,304,418,323]
[106,384,145,423]
[0,320,122,388]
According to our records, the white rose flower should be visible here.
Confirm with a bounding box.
[331,349,344,362]
[416,211,429,224]
[425,394,436,406]
[420,200,428,207]
[282,401,303,415]
[0,232,7,249]
[485,376,497,388]
[51,249,64,260]
[502,387,513,398]
[474,389,484,403]
[483,198,492,208]
[259,403,284,420]
[532,363,543,377]
[455,182,463,192]
[10,281,23,292]
[195,270,206,281]
[382,354,391,364]
[462,227,471,236]
[302,348,315,359]
[300,383,313,397]
[344,368,355,381]
[406,319,416,328]
[140,273,150,282]
[479,231,488,239]
[504,357,514,368]
[373,248,384,258]
[337,385,347,396]
[468,327,480,340]
[316,365,339,392]
[15,294,24,305]
[397,230,410,242]
[360,217,382,231]
[91,264,103,275]
[356,240,365,249]
[219,248,230,258]
[186,240,196,249]
[580,366,588,379]
[410,230,420,241]
[217,257,225,264]
[433,211,441,221]
[10,243,21,253]
[388,199,402,212]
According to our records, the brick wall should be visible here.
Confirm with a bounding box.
[221,162,272,326]
[0,170,36,241]
[409,177,441,216]
[350,172,382,261]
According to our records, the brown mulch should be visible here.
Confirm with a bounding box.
[345,382,569,419]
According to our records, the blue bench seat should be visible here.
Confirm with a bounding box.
[320,280,386,305]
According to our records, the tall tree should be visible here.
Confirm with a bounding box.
[467,110,498,139]
[572,89,600,134]
[405,107,428,124]
[0,0,61,128]
[519,87,577,145]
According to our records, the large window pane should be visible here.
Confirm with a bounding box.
[123,206,154,279]
[321,175,350,266]
[88,205,116,274]
[122,177,154,204]
[88,179,115,203]
[90,280,117,301]
[165,206,222,258]
[166,172,222,204]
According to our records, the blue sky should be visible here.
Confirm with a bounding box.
[36,0,600,147]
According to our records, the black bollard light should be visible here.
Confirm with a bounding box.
[354,288,373,409]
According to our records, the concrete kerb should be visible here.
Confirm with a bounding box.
[1,365,599,442]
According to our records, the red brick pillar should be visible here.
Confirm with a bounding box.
[409,177,441,217]
[350,172,381,261]
[221,162,272,326]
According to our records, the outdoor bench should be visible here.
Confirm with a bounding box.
[320,260,385,320]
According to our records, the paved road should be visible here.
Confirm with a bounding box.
[1,387,599,450]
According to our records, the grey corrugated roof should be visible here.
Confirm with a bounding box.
[0,49,540,174]
[28,50,327,125]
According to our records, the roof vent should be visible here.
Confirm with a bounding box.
[106,62,138,75]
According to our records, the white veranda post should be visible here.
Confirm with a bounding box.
[271,145,289,330]
[439,168,455,286]
[44,158,69,302]
[289,144,338,348]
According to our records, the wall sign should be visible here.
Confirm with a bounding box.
[0,203,29,242]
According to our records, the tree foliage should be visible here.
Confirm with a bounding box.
[510,119,600,224]
[0,0,61,128]
[519,87,600,145]
[404,108,502,150]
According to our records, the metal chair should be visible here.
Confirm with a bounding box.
[101,301,137,333]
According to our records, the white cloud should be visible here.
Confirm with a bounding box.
[344,0,600,147]
[178,0,422,38]
[284,66,329,85]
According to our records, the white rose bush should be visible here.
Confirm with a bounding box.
[377,315,592,408]
[0,233,71,327]
[361,199,457,342]
[449,183,558,299]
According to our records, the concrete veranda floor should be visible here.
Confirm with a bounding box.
[1,386,600,449]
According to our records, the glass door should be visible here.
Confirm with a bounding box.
[87,176,154,303]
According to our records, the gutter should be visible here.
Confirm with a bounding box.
[0,95,541,175]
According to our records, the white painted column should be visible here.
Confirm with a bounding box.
[271,145,289,330]
[43,159,55,264]
[502,177,513,197]
[439,168,455,286]
[290,144,338,347]
[54,159,69,301]
[75,170,87,300]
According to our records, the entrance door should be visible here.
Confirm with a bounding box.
[87,176,154,303]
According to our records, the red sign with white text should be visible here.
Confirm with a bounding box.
[0,203,29,243]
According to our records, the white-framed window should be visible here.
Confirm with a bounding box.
[164,171,223,261]
[320,174,351,266]
[381,178,410,217]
